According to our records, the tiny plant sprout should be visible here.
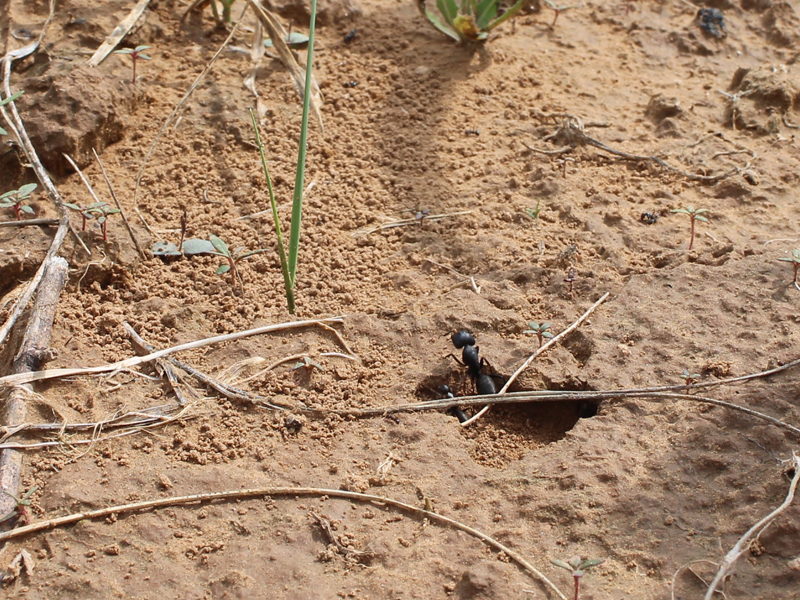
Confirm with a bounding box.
[778,249,800,292]
[114,45,151,84]
[292,355,324,372]
[64,202,119,240]
[416,0,526,43]
[0,90,24,136]
[680,368,700,386]
[0,183,37,221]
[524,322,554,348]
[525,199,542,220]
[209,234,269,294]
[0,484,39,527]
[551,556,604,600]
[670,206,708,251]
[544,0,581,28]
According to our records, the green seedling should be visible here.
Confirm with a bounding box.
[250,0,319,314]
[0,183,37,221]
[292,355,324,372]
[778,249,800,292]
[209,234,269,293]
[670,206,708,251]
[680,368,700,386]
[64,201,120,241]
[544,0,580,27]
[114,45,151,84]
[0,485,39,527]
[525,199,542,220]
[416,0,526,43]
[0,90,24,136]
[551,556,604,600]
[524,321,554,348]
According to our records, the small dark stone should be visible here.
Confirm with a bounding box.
[697,8,726,39]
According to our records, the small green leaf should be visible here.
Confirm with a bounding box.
[17,183,38,197]
[20,205,34,214]
[486,0,526,30]
[216,264,231,275]
[0,126,7,135]
[237,249,270,260]
[151,241,181,257]
[138,54,152,61]
[114,48,133,55]
[475,0,498,29]
[210,234,230,257]
[182,238,216,255]
[695,215,708,222]
[542,331,554,339]
[134,45,151,52]
[64,203,81,211]
[579,558,605,570]
[264,32,310,48]
[541,322,552,329]
[551,559,571,571]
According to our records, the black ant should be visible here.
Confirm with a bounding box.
[439,384,469,423]
[344,28,357,43]
[465,128,480,136]
[641,211,659,224]
[448,330,498,396]
[343,81,358,88]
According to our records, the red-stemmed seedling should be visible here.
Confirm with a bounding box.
[778,249,800,292]
[544,0,580,28]
[524,321,554,348]
[0,485,39,527]
[65,201,120,241]
[114,45,152,84]
[552,556,605,600]
[0,183,37,221]
[670,206,708,251]
[209,234,270,294]
[680,368,701,386]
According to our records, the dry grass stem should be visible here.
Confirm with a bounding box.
[671,560,720,600]
[0,218,59,228]
[704,452,800,600]
[353,210,473,236]
[0,486,566,598]
[461,292,609,426]
[92,149,147,259]
[86,0,151,67]
[0,317,344,390]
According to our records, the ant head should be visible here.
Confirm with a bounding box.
[451,330,475,349]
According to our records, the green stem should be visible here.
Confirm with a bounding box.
[250,109,296,314]
[288,0,318,285]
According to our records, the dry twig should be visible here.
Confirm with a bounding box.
[704,452,800,599]
[0,486,566,599]
[0,317,344,390]
[86,0,151,67]
[0,218,58,228]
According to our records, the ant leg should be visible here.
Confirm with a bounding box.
[446,353,466,367]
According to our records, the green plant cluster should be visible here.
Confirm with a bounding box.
[417,0,525,42]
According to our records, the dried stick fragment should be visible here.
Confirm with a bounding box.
[0,33,78,350]
[0,218,59,228]
[87,0,151,67]
[461,292,609,427]
[0,256,68,522]
[310,510,375,562]
[704,453,800,600]
[123,323,286,409]
[92,149,147,260]
[533,115,742,183]
[0,316,344,390]
[0,486,566,598]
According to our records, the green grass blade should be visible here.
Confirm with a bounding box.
[437,0,458,27]
[486,0,525,30]
[288,0,318,285]
[250,109,295,314]
[475,0,498,29]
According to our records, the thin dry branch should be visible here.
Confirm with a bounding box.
[0,218,59,228]
[704,452,800,599]
[531,115,743,183]
[123,322,287,410]
[0,29,76,351]
[353,211,473,236]
[0,486,566,599]
[0,317,344,390]
[87,0,151,67]
[92,149,147,260]
[461,292,609,426]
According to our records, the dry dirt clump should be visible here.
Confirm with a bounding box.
[1,0,800,599]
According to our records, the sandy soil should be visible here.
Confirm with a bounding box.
[1,0,800,598]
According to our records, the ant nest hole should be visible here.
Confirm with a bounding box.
[415,372,600,466]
